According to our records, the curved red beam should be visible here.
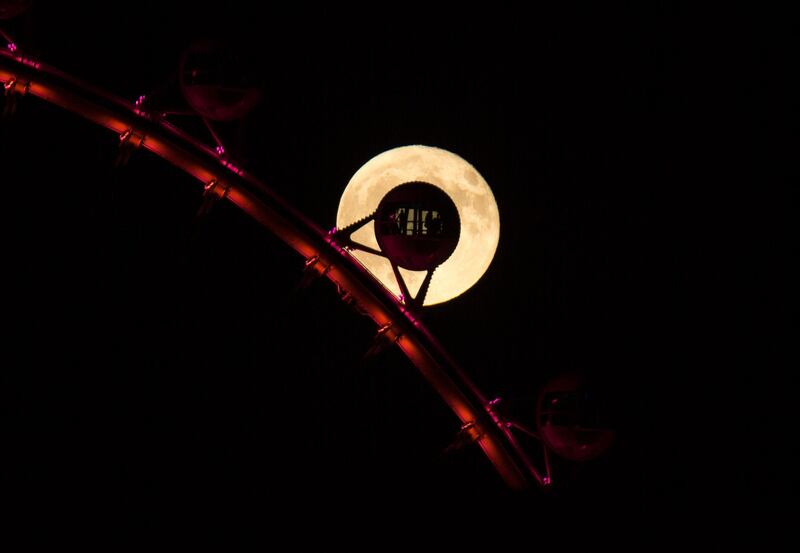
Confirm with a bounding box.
[1,48,543,490]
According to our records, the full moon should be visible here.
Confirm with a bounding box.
[336,145,500,306]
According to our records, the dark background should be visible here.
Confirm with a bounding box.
[2,3,794,531]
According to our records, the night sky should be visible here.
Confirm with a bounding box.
[2,4,794,532]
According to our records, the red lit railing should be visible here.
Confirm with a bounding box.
[1,48,545,490]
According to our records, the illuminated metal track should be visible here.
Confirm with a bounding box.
[1,48,546,490]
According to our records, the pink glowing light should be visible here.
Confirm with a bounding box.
[133,95,148,116]
[221,159,244,176]
[14,55,39,68]
[7,42,16,53]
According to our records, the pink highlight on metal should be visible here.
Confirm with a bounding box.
[14,55,39,69]
[220,159,244,176]
[133,94,148,116]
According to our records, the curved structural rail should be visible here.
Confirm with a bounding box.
[1,49,544,490]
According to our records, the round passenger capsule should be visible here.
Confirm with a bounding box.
[374,182,460,271]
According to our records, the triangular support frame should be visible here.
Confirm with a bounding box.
[330,212,437,313]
